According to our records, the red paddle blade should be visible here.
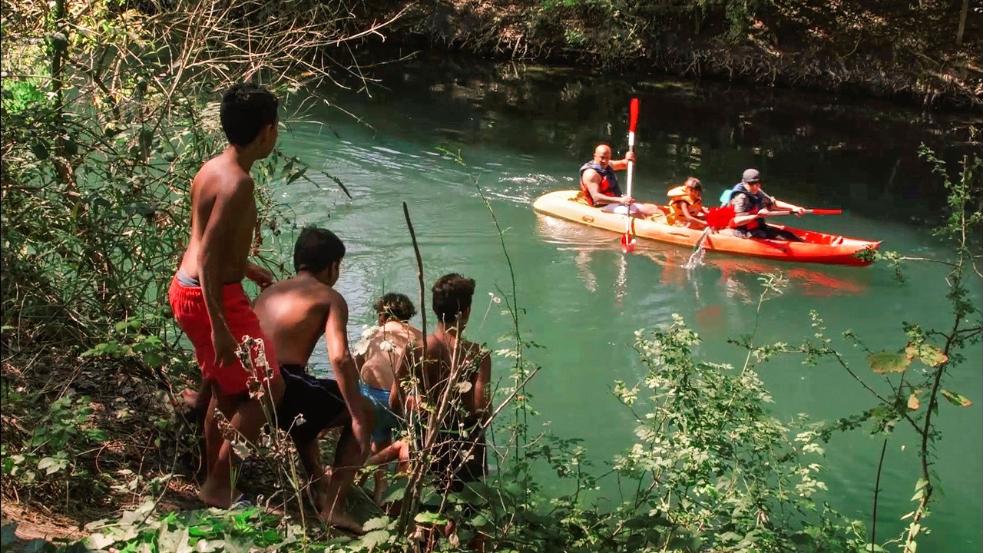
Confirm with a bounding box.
[811,209,842,215]
[706,205,734,230]
[620,233,636,252]
[628,98,639,133]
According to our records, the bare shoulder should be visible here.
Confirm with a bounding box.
[463,339,489,361]
[195,156,253,198]
[316,284,347,313]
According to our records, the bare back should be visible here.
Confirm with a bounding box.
[254,274,338,367]
[407,331,490,417]
[177,149,258,284]
[359,321,421,390]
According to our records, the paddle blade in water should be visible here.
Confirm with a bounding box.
[620,233,636,253]
[707,205,734,230]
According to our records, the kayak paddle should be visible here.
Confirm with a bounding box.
[763,208,843,216]
[691,205,840,256]
[620,97,640,253]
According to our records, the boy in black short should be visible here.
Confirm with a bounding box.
[254,227,372,533]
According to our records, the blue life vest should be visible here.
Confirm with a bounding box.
[579,162,622,206]
[728,183,766,229]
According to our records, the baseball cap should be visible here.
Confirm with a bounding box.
[742,168,761,183]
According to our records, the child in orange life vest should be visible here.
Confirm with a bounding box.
[666,177,709,227]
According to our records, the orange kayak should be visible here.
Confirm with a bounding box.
[532,190,880,266]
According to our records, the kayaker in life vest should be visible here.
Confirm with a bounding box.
[578,144,661,217]
[666,177,708,227]
[728,168,805,241]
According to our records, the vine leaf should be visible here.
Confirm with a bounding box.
[867,352,911,374]
[904,343,948,367]
[907,392,921,411]
[941,389,973,408]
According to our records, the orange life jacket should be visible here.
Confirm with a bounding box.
[666,185,704,225]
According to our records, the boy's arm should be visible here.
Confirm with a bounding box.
[471,349,492,421]
[323,292,371,453]
[388,349,409,415]
[198,178,250,367]
[245,262,275,289]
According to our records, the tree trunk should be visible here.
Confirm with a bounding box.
[956,0,969,46]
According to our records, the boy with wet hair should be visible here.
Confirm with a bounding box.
[368,273,491,493]
[169,82,284,509]
[253,227,372,532]
[356,292,422,502]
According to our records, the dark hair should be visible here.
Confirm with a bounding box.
[684,177,702,192]
[293,227,345,274]
[220,83,279,146]
[432,273,475,325]
[374,293,416,322]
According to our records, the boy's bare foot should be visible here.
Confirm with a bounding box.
[199,479,238,509]
[320,508,364,534]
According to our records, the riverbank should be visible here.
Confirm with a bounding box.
[377,0,981,111]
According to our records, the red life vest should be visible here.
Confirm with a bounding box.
[578,162,622,207]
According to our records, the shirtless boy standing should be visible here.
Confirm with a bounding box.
[168,83,285,509]
[253,227,372,532]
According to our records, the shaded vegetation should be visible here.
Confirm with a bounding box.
[388,0,982,109]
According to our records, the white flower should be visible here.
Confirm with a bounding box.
[379,339,394,352]
[231,440,252,460]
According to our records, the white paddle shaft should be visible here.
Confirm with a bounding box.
[624,131,636,234]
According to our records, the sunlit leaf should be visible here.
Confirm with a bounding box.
[362,517,390,532]
[867,352,911,374]
[907,393,920,411]
[905,343,948,367]
[941,389,972,407]
[414,511,448,525]
[85,533,117,549]
[37,456,68,475]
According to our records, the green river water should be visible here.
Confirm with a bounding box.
[273,52,982,550]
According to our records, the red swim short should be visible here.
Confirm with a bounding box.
[168,277,280,396]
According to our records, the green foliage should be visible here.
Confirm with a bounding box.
[606,316,864,552]
[2,391,106,498]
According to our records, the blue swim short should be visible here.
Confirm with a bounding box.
[359,381,398,447]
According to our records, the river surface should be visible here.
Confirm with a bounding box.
[272,52,982,551]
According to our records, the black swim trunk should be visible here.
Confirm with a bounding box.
[276,364,348,443]
[427,415,487,492]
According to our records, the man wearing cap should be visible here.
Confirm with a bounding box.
[726,168,805,241]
